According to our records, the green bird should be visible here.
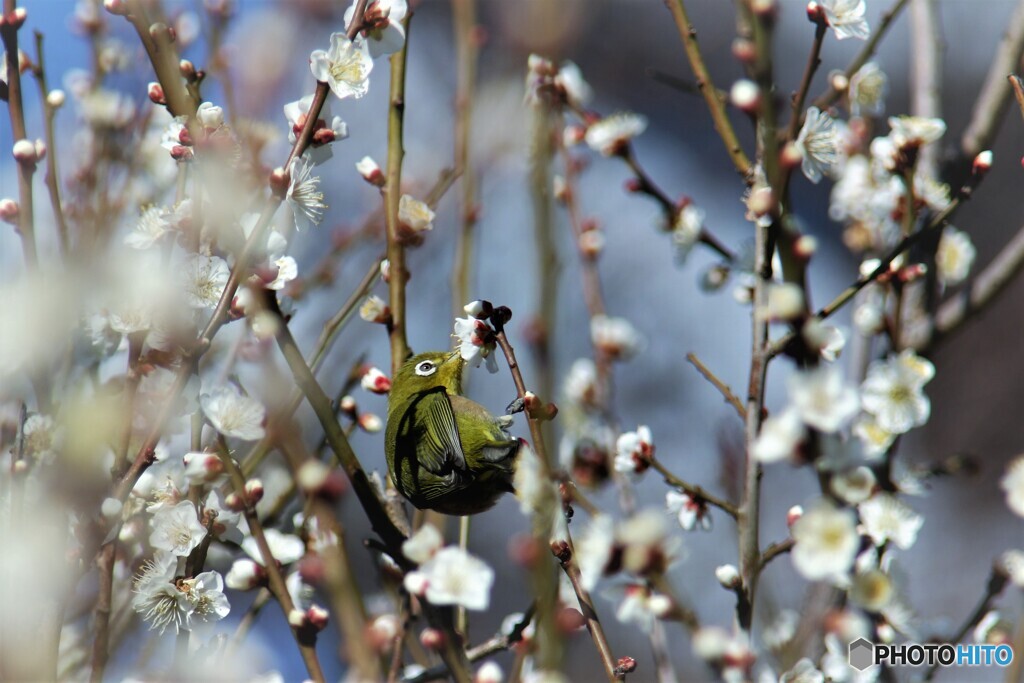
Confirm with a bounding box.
[385,350,521,516]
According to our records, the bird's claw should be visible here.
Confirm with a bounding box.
[506,397,525,415]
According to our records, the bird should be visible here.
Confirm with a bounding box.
[385,349,520,515]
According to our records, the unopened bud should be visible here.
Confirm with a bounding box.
[563,124,585,146]
[624,177,643,193]
[701,263,730,292]
[34,140,46,161]
[794,234,818,260]
[550,539,571,563]
[973,150,993,175]
[287,609,307,628]
[898,263,928,283]
[464,299,493,319]
[780,141,803,169]
[474,661,504,683]
[356,156,385,186]
[101,497,123,520]
[360,295,390,324]
[750,0,777,17]
[269,166,290,197]
[556,606,586,632]
[46,89,66,109]
[730,79,761,113]
[361,366,392,394]
[5,7,27,28]
[615,657,638,675]
[786,505,803,527]
[419,628,445,651]
[553,175,568,202]
[731,38,756,64]
[830,71,849,93]
[306,605,329,631]
[379,259,391,283]
[103,0,129,15]
[297,460,330,492]
[178,58,196,80]
[806,1,825,23]
[579,229,605,258]
[12,139,36,163]
[339,395,357,415]
[225,492,245,511]
[490,305,512,326]
[359,413,383,433]
[147,82,166,105]
[245,478,264,503]
[0,198,19,224]
[715,564,741,589]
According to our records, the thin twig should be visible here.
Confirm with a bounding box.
[30,30,69,257]
[665,0,753,178]
[648,455,738,519]
[909,0,943,176]
[383,12,413,374]
[1,0,37,267]
[685,353,745,420]
[758,538,794,570]
[561,558,624,682]
[785,22,827,143]
[922,565,1008,681]
[961,0,1024,159]
[811,0,911,110]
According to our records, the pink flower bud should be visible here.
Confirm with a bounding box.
[103,0,129,15]
[794,234,818,260]
[786,505,803,527]
[12,139,36,164]
[4,7,27,28]
[474,662,503,683]
[973,150,993,175]
[356,156,385,186]
[306,605,329,631]
[730,80,761,113]
[339,395,357,415]
[33,140,46,161]
[178,58,196,80]
[463,299,493,319]
[0,198,19,224]
[360,367,392,394]
[225,492,245,511]
[830,72,849,93]
[731,38,756,64]
[245,478,264,503]
[806,1,825,23]
[287,609,307,628]
[359,413,383,433]
[269,166,290,197]
[419,628,445,651]
[780,141,802,170]
[148,82,166,105]
[615,657,638,675]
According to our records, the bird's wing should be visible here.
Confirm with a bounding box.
[411,387,468,476]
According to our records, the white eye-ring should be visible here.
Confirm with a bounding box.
[415,360,437,376]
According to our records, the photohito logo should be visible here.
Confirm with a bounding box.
[848,638,1014,671]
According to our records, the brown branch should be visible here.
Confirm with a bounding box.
[923,565,1008,681]
[758,538,795,570]
[218,443,326,683]
[561,557,624,682]
[30,30,69,257]
[785,22,827,143]
[685,352,745,420]
[961,0,1024,159]
[1,0,38,267]
[811,0,911,110]
[648,455,738,519]
[909,0,943,176]
[1010,74,1024,121]
[451,0,478,320]
[665,0,753,178]
[384,13,413,375]
[927,224,1024,348]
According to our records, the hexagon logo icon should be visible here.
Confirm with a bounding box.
[848,638,875,671]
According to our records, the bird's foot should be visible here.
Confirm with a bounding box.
[496,414,515,430]
[506,397,525,415]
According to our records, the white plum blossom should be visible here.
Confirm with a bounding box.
[150,500,206,557]
[914,172,951,212]
[562,358,598,408]
[936,227,976,286]
[614,425,654,476]
[788,365,860,433]
[860,350,934,435]
[344,0,408,58]
[125,205,171,249]
[360,294,389,323]
[196,101,225,129]
[780,659,825,683]
[791,502,860,580]
[241,528,306,566]
[403,547,494,611]
[453,316,499,373]
[1001,457,1024,517]
[666,490,712,531]
[514,440,552,516]
[575,515,616,591]
[831,466,877,505]
[179,570,230,626]
[283,94,347,165]
[402,523,444,564]
[204,490,247,544]
[225,559,264,591]
[132,552,191,634]
[590,314,645,361]
[610,583,667,633]
[397,194,435,236]
[854,418,893,463]
[888,115,946,149]
[820,0,870,40]
[286,155,327,231]
[848,62,888,116]
[310,33,373,100]
[584,112,647,156]
[857,493,923,549]
[181,254,229,309]
[200,384,266,440]
[672,204,705,261]
[554,61,592,108]
[753,408,805,463]
[796,107,840,183]
[22,414,61,461]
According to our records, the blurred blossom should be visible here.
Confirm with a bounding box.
[791,502,859,580]
[857,493,923,550]
[584,112,647,156]
[860,350,934,435]
[935,227,976,286]
[848,62,888,116]
[200,384,267,440]
[403,547,494,610]
[796,107,840,183]
[1001,456,1024,517]
[788,365,860,433]
[344,0,408,57]
[819,0,870,40]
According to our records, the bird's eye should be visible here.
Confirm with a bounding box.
[415,361,437,376]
